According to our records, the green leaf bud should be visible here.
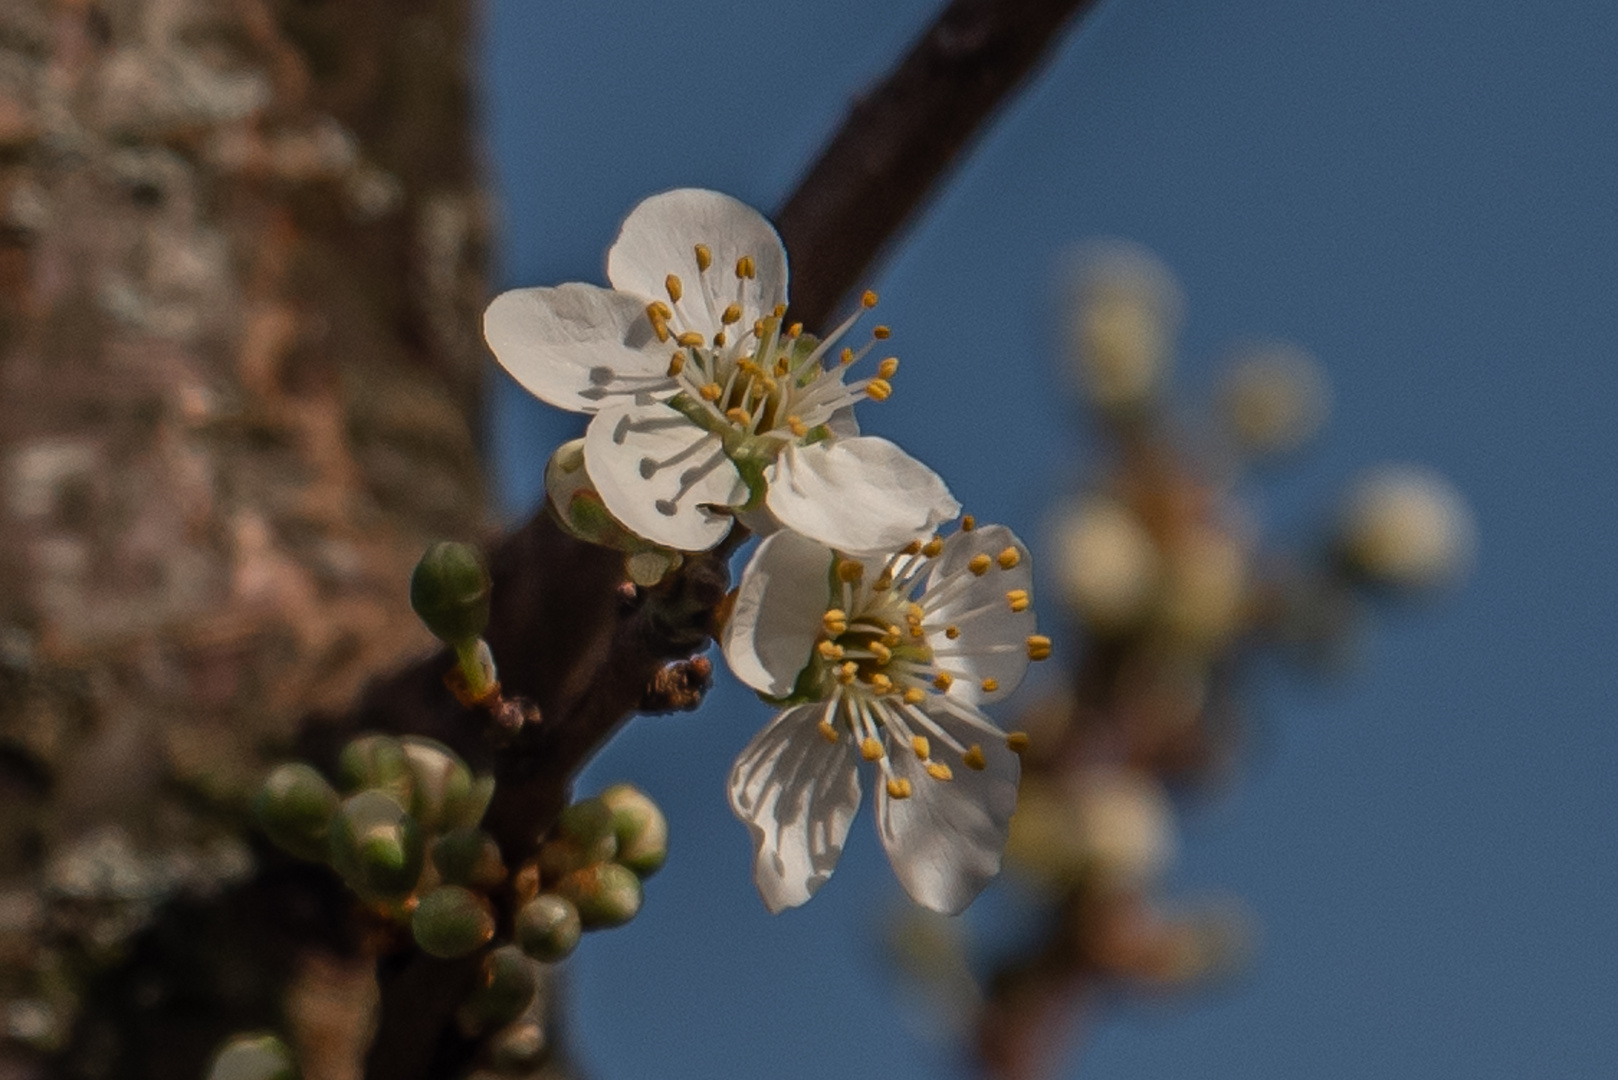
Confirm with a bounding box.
[514,893,581,962]
[598,783,668,878]
[399,736,473,831]
[410,541,492,646]
[254,764,339,863]
[328,791,424,902]
[432,827,507,891]
[412,885,496,959]
[457,946,538,1034]
[337,734,413,807]
[555,863,642,929]
[206,1033,298,1080]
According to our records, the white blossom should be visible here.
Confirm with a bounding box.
[484,188,958,553]
[723,523,1049,914]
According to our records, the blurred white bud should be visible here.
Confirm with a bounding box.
[1049,497,1160,633]
[1159,525,1250,651]
[1063,241,1183,414]
[1216,343,1330,457]
[1007,770,1177,891]
[1336,466,1476,590]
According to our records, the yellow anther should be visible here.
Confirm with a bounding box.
[665,275,683,302]
[883,626,903,647]
[822,609,848,635]
[753,320,765,338]
[922,538,944,557]
[997,546,1021,570]
[761,376,778,394]
[651,321,671,343]
[869,641,892,664]
[677,331,705,348]
[1026,635,1052,661]
[904,688,927,706]
[902,540,923,556]
[694,244,712,271]
[961,515,976,531]
[838,661,858,685]
[932,671,954,692]
[945,624,960,640]
[860,737,884,761]
[788,416,808,437]
[968,553,992,576]
[817,640,844,662]
[725,407,751,426]
[963,745,987,770]
[868,672,894,694]
[911,735,930,759]
[906,602,925,622]
[775,356,792,376]
[839,347,855,365]
[980,677,999,693]
[861,290,879,309]
[699,383,722,402]
[877,357,899,379]
[1006,589,1030,612]
[647,300,673,321]
[721,303,742,325]
[712,331,727,348]
[925,762,954,782]
[735,255,756,279]
[787,322,803,338]
[886,778,912,800]
[1006,732,1030,753]
[667,353,686,377]
[817,719,839,744]
[873,325,891,339]
[837,559,864,583]
[773,304,787,318]
[865,379,893,401]
[872,571,894,592]
[910,623,925,639]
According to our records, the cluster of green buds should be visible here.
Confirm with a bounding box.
[254,733,499,958]
[509,785,667,964]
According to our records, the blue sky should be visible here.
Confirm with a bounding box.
[483,2,1618,1077]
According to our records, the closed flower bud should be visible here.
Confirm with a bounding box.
[399,737,475,831]
[599,783,668,878]
[457,946,539,1034]
[337,734,413,808]
[555,862,642,929]
[1216,344,1329,457]
[410,541,491,647]
[545,439,683,585]
[1335,466,1475,591]
[1049,498,1160,633]
[206,1034,298,1080]
[489,1022,547,1071]
[254,763,339,863]
[1063,241,1182,415]
[412,885,496,959]
[432,828,507,891]
[515,893,581,962]
[329,791,424,902]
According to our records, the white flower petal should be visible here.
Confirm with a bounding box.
[765,437,960,557]
[925,524,1037,704]
[484,283,672,414]
[723,532,837,697]
[583,401,747,551]
[607,189,788,340]
[877,728,1019,914]
[729,703,862,913]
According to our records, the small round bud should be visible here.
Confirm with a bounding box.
[546,439,683,581]
[1216,344,1329,457]
[489,1022,547,1070]
[1335,466,1476,591]
[457,946,538,1034]
[399,737,474,832]
[555,862,642,929]
[337,734,413,807]
[253,763,339,863]
[412,885,496,959]
[410,541,491,646]
[1049,498,1161,633]
[515,894,581,962]
[557,798,618,857]
[328,791,424,902]
[598,783,668,878]
[432,828,507,891]
[206,1034,298,1080]
[1063,241,1182,415]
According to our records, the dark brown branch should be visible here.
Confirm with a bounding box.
[776,0,1101,327]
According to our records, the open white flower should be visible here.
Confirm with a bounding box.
[483,188,958,553]
[723,522,1050,914]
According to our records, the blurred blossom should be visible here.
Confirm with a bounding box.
[1006,768,1177,891]
[1336,466,1477,590]
[1049,497,1161,632]
[1159,524,1251,652]
[1063,241,1184,414]
[1215,344,1330,457]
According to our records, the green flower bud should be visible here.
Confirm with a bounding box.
[432,828,507,891]
[412,885,496,959]
[410,541,491,646]
[254,763,339,863]
[457,946,538,1034]
[555,862,642,929]
[329,791,424,902]
[206,1034,298,1080]
[337,734,413,807]
[399,737,473,832]
[514,893,581,962]
[546,439,683,584]
[599,783,668,878]
[557,798,618,858]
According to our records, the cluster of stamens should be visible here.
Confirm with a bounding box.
[806,518,1050,799]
